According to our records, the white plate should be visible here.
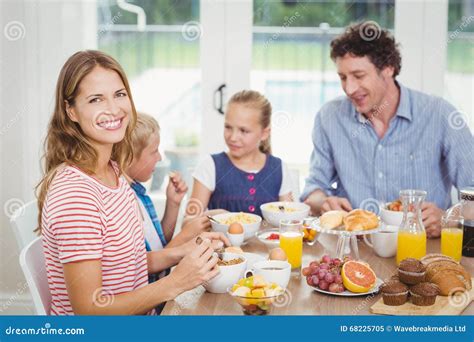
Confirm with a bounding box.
[243,252,266,268]
[311,278,383,297]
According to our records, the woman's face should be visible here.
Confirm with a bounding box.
[66,66,132,149]
[224,103,269,158]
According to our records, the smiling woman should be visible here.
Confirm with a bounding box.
[35,50,226,315]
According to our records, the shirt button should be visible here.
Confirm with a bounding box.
[248,205,255,212]
[249,188,256,195]
[378,172,384,179]
[378,145,383,151]
[247,174,255,181]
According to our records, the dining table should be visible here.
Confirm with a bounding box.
[162,231,474,315]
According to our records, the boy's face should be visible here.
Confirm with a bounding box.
[128,133,162,182]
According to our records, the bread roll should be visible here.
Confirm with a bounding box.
[320,210,348,229]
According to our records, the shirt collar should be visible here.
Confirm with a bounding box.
[130,180,146,195]
[352,81,412,123]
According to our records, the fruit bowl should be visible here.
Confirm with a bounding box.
[255,227,280,249]
[227,288,285,316]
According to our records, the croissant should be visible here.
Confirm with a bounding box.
[343,209,379,231]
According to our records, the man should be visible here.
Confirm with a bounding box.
[301,23,473,238]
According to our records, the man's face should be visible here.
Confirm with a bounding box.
[336,54,394,115]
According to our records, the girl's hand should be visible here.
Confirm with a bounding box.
[166,171,188,206]
[168,238,220,293]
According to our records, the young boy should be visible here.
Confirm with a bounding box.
[127,113,214,266]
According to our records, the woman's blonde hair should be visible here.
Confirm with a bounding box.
[227,90,272,154]
[131,112,160,160]
[35,50,137,233]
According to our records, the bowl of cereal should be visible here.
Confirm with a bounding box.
[203,253,247,294]
[260,201,310,227]
[210,212,262,242]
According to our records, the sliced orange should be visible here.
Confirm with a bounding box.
[341,260,377,293]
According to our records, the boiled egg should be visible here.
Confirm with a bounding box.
[269,247,287,261]
[228,222,244,235]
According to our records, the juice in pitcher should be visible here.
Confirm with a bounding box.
[396,190,427,265]
[396,231,427,264]
[280,231,303,269]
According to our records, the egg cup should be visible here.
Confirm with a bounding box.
[227,232,245,247]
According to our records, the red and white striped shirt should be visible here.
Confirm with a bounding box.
[41,163,151,315]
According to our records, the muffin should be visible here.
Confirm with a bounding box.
[409,282,440,306]
[380,281,409,306]
[398,258,426,284]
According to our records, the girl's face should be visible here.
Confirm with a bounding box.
[66,66,131,150]
[224,103,270,158]
[127,133,162,182]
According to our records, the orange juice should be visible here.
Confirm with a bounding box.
[441,228,463,261]
[396,231,426,265]
[279,231,303,269]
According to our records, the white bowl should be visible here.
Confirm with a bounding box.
[255,227,280,249]
[210,212,262,242]
[203,253,247,294]
[226,232,245,247]
[380,204,404,226]
[260,201,310,227]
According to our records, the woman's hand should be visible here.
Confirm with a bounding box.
[179,231,231,256]
[168,238,220,293]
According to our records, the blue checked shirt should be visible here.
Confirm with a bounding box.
[301,82,474,210]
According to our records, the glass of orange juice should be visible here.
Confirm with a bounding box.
[279,219,303,275]
[441,215,464,261]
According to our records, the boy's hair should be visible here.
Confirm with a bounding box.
[227,90,272,154]
[131,112,160,160]
[330,22,402,77]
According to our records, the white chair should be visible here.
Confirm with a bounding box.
[10,200,39,250]
[19,237,51,315]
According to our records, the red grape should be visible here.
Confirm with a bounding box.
[334,275,343,284]
[319,263,329,270]
[328,283,340,293]
[309,261,320,268]
[302,267,311,276]
[333,258,342,266]
[324,273,335,283]
[319,280,329,290]
[312,275,320,286]
[318,270,327,280]
[322,255,331,264]
[310,265,320,274]
[306,275,313,286]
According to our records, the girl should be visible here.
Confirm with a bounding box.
[37,50,227,315]
[191,90,293,217]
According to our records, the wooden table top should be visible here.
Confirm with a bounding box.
[162,233,474,315]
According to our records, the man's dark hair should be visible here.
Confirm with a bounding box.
[330,22,402,78]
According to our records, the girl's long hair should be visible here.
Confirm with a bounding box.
[35,50,137,233]
[227,90,272,154]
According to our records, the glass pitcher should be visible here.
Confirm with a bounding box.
[396,189,427,264]
[446,187,474,257]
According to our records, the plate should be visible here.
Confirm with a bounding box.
[311,278,383,297]
[243,252,266,268]
[255,228,280,248]
[311,217,383,236]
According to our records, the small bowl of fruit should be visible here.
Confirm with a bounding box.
[255,228,280,249]
[228,275,285,315]
[380,199,404,226]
